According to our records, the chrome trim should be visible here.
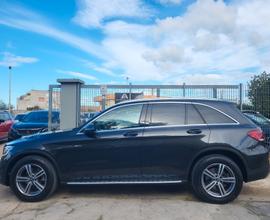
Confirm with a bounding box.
[77,101,240,134]
[66,180,183,185]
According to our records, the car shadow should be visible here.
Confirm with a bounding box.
[56,183,196,201]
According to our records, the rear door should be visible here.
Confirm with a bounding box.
[141,102,210,181]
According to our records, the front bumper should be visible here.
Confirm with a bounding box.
[0,158,5,185]
[8,129,21,141]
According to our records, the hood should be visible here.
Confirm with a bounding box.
[12,121,48,129]
[8,128,77,146]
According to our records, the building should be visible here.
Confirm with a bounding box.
[17,90,49,111]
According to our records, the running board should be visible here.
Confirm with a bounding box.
[66,180,183,185]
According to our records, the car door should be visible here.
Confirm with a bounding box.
[56,103,147,182]
[141,102,210,181]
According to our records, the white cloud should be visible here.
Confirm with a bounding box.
[56,69,97,80]
[73,0,153,28]
[0,52,38,67]
[99,0,270,83]
[80,59,119,77]
[0,4,106,59]
[156,0,183,5]
[1,0,270,84]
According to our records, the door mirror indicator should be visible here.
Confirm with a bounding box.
[84,124,96,138]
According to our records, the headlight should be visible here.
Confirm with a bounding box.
[2,145,13,157]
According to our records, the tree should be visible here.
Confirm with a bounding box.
[0,100,8,110]
[248,71,270,118]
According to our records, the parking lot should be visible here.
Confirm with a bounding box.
[0,144,269,220]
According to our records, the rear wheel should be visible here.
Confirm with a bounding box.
[10,156,58,202]
[191,155,243,204]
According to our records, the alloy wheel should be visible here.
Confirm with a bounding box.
[15,163,47,197]
[201,163,236,198]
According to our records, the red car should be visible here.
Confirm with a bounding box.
[0,111,13,141]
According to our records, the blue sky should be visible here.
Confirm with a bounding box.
[0,0,269,105]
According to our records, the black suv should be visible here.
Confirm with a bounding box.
[0,99,269,203]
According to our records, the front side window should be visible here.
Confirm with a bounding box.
[195,104,236,124]
[151,103,185,126]
[93,104,143,131]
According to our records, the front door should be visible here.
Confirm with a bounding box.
[54,103,146,182]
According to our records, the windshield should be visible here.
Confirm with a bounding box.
[244,113,270,125]
[15,114,25,121]
[22,112,59,123]
[0,112,11,121]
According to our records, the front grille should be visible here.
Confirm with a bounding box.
[17,128,42,136]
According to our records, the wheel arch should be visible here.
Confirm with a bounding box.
[188,147,248,182]
[5,151,61,185]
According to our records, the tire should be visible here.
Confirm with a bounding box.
[9,156,58,202]
[191,154,243,204]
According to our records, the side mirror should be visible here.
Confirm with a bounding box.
[0,119,5,124]
[84,124,96,138]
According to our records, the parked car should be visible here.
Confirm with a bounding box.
[80,112,99,124]
[0,111,13,141]
[0,99,269,203]
[242,110,270,146]
[14,113,26,122]
[8,110,59,141]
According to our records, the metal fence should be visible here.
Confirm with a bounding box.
[46,82,270,146]
[49,83,245,125]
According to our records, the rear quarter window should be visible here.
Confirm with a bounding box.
[194,104,237,124]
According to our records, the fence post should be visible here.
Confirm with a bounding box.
[156,88,160,98]
[239,83,243,110]
[183,83,186,97]
[213,87,217,99]
[48,85,53,131]
[57,79,84,129]
[100,85,107,111]
[129,83,132,100]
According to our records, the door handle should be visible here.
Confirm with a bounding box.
[123,131,138,137]
[187,129,202,134]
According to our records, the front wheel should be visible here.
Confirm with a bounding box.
[191,155,243,204]
[10,156,58,202]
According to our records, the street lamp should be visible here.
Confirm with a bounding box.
[8,66,12,112]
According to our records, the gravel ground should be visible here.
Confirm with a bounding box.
[0,143,270,220]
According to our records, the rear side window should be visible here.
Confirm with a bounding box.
[186,104,205,125]
[151,103,185,126]
[195,104,236,124]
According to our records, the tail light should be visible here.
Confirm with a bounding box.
[248,129,265,142]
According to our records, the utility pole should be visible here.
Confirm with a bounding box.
[8,66,12,112]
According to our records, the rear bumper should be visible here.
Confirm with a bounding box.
[244,147,269,182]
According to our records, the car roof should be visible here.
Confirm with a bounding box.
[242,110,259,114]
[114,98,234,107]
[27,110,59,113]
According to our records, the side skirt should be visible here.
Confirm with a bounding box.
[66,180,183,185]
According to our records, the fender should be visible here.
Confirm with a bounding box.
[5,149,62,185]
[188,145,248,181]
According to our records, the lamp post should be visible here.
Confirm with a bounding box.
[8,66,12,112]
